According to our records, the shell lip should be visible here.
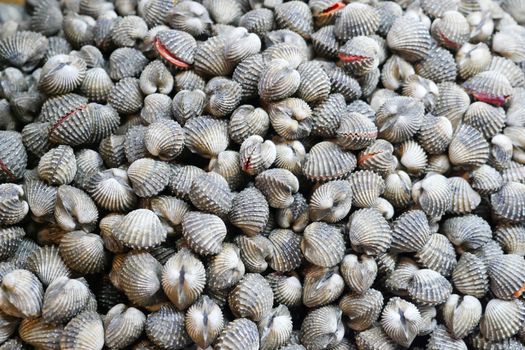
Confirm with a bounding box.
[470,91,508,107]
[338,53,369,63]
[435,29,461,49]
[316,2,345,17]
[48,103,88,137]
[357,151,382,166]
[0,159,16,181]
[154,37,190,68]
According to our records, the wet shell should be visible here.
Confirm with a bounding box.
[266,272,302,307]
[108,78,144,115]
[63,14,96,48]
[99,135,126,169]
[0,31,48,72]
[339,289,383,331]
[239,8,274,37]
[381,297,422,347]
[215,318,259,350]
[26,245,70,287]
[273,139,306,176]
[387,16,432,62]
[87,168,136,212]
[491,181,525,222]
[206,242,245,291]
[300,305,344,350]
[442,214,491,251]
[59,231,106,274]
[301,222,345,267]
[258,59,300,102]
[42,276,90,324]
[113,209,167,249]
[492,26,525,63]
[0,132,26,182]
[431,11,470,50]
[127,158,170,198]
[104,304,145,350]
[110,15,148,48]
[162,249,205,310]
[355,326,398,350]
[376,96,425,143]
[327,67,362,102]
[412,172,452,219]
[257,304,292,350]
[383,170,412,208]
[455,43,492,80]
[167,1,211,37]
[0,269,43,318]
[236,234,273,272]
[275,192,308,232]
[407,268,453,306]
[108,48,148,81]
[302,266,344,308]
[335,111,376,152]
[0,227,21,261]
[311,26,339,59]
[229,105,270,145]
[239,136,276,176]
[185,295,223,348]
[21,122,51,158]
[448,177,482,214]
[30,2,63,36]
[480,299,525,341]
[347,208,392,256]
[0,184,27,226]
[169,165,205,200]
[184,116,229,158]
[463,103,506,141]
[274,1,313,39]
[267,229,302,272]
[340,254,377,294]
[229,187,269,236]
[349,170,385,208]
[442,294,482,339]
[194,36,236,77]
[19,317,63,350]
[391,209,430,253]
[232,54,267,100]
[494,225,525,256]
[172,90,206,126]
[140,94,173,125]
[418,115,453,155]
[255,168,299,208]
[303,141,356,181]
[309,180,352,223]
[146,304,191,349]
[80,68,114,103]
[144,119,184,161]
[228,273,273,321]
[268,97,312,140]
[119,251,164,307]
[182,211,227,256]
[38,54,87,96]
[205,77,242,118]
[426,325,467,350]
[339,36,380,77]
[464,70,514,107]
[209,150,246,191]
[189,172,233,218]
[488,253,525,299]
[124,126,148,164]
[415,45,458,83]
[334,3,379,41]
[415,233,457,277]
[296,61,330,103]
[139,60,173,96]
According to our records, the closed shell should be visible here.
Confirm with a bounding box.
[381,55,415,91]
[140,93,173,125]
[239,136,276,176]
[109,48,148,81]
[59,231,106,274]
[349,170,385,208]
[182,211,227,256]
[146,304,191,349]
[184,116,229,158]
[172,90,206,126]
[209,150,246,191]
[26,245,70,286]
[185,295,224,348]
[339,289,383,331]
[0,269,43,318]
[415,45,457,83]
[108,78,144,115]
[311,93,346,139]
[391,209,431,253]
[207,243,245,290]
[480,299,525,341]
[442,294,482,339]
[127,158,170,197]
[139,60,173,95]
[301,222,345,267]
[494,224,525,256]
[340,254,377,294]
[339,36,380,77]
[205,77,242,118]
[274,139,306,176]
[228,273,273,321]
[55,185,98,232]
[276,192,309,233]
[144,119,184,161]
[169,165,205,200]
[233,54,267,100]
[18,316,62,350]
[442,214,491,251]
[334,3,379,41]
[300,306,344,350]
[229,187,269,236]
[268,229,302,272]
[113,209,167,249]
[194,35,236,77]
[258,304,293,350]
[0,184,28,226]
[491,182,525,222]
[347,208,392,256]
[42,276,90,324]
[336,111,377,151]
[229,105,270,145]
[239,8,274,36]
[415,233,457,277]
[236,234,273,273]
[489,56,525,88]
[426,325,467,350]
[488,253,525,299]
[104,304,145,350]
[376,96,425,143]
[303,141,356,181]
[418,115,453,155]
[412,172,452,219]
[381,297,422,347]
[190,172,233,218]
[296,61,330,103]
[311,26,339,59]
[255,168,299,208]
[274,1,314,39]
[266,272,302,307]
[309,180,352,223]
[471,164,503,195]
[463,70,514,107]
[408,269,453,306]
[431,11,470,49]
[215,318,259,350]
[0,31,48,72]
[302,266,344,308]
[387,16,432,62]
[383,170,412,208]
[356,326,398,350]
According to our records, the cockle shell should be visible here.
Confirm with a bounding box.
[108,77,144,115]
[0,269,43,318]
[172,90,206,126]
[488,253,525,299]
[275,192,309,233]
[431,11,470,50]
[182,211,227,256]
[195,35,236,77]
[229,187,269,236]
[255,168,299,208]
[258,304,293,350]
[338,36,380,77]
[266,272,302,307]
[491,181,525,222]
[189,172,233,218]
[228,273,273,321]
[309,180,352,223]
[381,55,415,90]
[470,164,503,195]
[146,304,191,349]
[169,165,205,200]
[327,66,362,102]
[59,231,106,274]
[442,294,482,339]
[87,168,137,212]
[109,48,148,81]
[340,289,383,331]
[42,276,90,324]
[391,209,430,252]
[412,172,452,219]
[0,31,48,72]
[162,249,206,310]
[205,77,242,118]
[447,177,481,214]
[463,70,514,107]
[209,150,246,191]
[301,222,345,267]
[139,60,173,96]
[267,229,302,272]
[0,184,28,226]
[480,298,525,341]
[232,54,267,100]
[309,93,345,139]
[239,136,276,176]
[302,266,344,308]
[311,26,339,59]
[303,141,356,181]
[229,105,270,145]
[104,304,145,350]
[349,170,385,208]
[381,297,422,347]
[26,245,70,287]
[259,59,300,102]
[347,208,392,256]
[340,254,377,294]
[215,318,259,350]
[274,1,313,39]
[268,97,312,140]
[415,233,457,277]
[296,61,330,103]
[383,170,412,208]
[442,214,491,251]
[356,326,398,350]
[185,295,224,348]
[456,42,492,80]
[334,3,379,41]
[494,224,525,256]
[418,115,453,155]
[184,116,229,158]
[387,15,432,62]
[127,158,170,198]
[19,317,63,350]
[113,209,167,249]
[407,268,453,306]
[427,325,467,350]
[236,234,273,272]
[55,185,98,232]
[38,54,87,96]
[376,96,425,143]
[124,125,148,164]
[167,1,211,37]
[433,82,470,128]
[141,94,173,125]
[489,56,525,88]
[207,243,245,291]
[300,306,344,350]
[144,119,184,161]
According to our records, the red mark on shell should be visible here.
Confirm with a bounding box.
[437,30,460,50]
[318,2,345,16]
[154,37,190,68]
[513,282,525,298]
[49,104,88,138]
[357,151,382,166]
[242,156,252,172]
[472,92,507,107]
[0,159,16,181]
[338,53,369,62]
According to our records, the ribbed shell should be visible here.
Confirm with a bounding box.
[194,35,236,77]
[37,146,77,186]
[239,8,274,36]
[162,249,205,310]
[110,15,148,48]
[426,325,467,350]
[140,93,172,125]
[209,150,245,191]
[229,105,270,145]
[336,111,377,151]
[300,222,345,267]
[480,299,525,341]
[19,317,63,350]
[431,11,470,49]
[215,318,259,350]
[302,266,344,309]
[349,170,385,208]
[491,181,525,222]
[300,306,344,350]
[172,90,206,126]
[303,141,356,181]
[442,294,482,339]
[104,304,145,350]
[463,102,506,140]
[42,276,90,324]
[412,173,452,219]
[340,254,377,294]
[296,61,330,103]
[408,269,453,306]
[205,77,242,117]
[471,164,503,196]
[489,56,525,88]
[339,36,380,77]
[239,136,276,176]
[108,78,144,115]
[356,326,398,350]
[26,245,70,287]
[381,55,415,91]
[0,132,25,183]
[0,269,43,318]
[139,60,173,96]
[144,119,184,161]
[109,48,148,81]
[99,135,126,169]
[127,158,170,198]
[207,243,245,290]
[442,215,491,250]
[391,209,430,252]
[334,3,379,41]
[309,180,352,223]
[119,251,164,307]
[415,45,458,83]
[339,289,383,331]
[169,165,204,201]
[415,233,457,277]
[327,67,362,102]
[347,208,392,256]
[255,168,299,208]
[387,16,431,62]
[488,254,525,299]
[229,187,269,236]
[228,273,273,321]
[21,122,51,158]
[182,211,227,256]
[376,1,403,36]
[258,305,292,350]
[146,304,191,349]
[274,1,313,39]
[266,272,302,307]
[268,229,302,272]
[376,96,425,143]
[38,54,87,96]
[494,225,525,255]
[54,185,98,232]
[189,172,233,218]
[311,26,339,59]
[463,71,514,107]
[381,297,422,347]
[236,234,273,273]
[59,231,106,274]
[184,116,229,158]
[0,31,48,72]
[112,209,166,249]
[0,184,27,226]
[184,295,223,347]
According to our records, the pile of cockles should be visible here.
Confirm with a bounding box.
[0,0,525,348]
